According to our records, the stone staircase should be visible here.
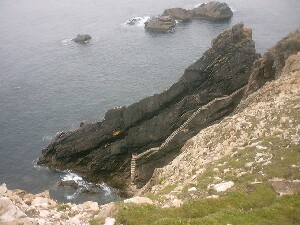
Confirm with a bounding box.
[130,95,235,185]
[130,154,137,185]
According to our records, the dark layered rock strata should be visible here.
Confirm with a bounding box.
[38,23,258,190]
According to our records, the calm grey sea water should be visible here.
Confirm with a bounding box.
[0,0,299,203]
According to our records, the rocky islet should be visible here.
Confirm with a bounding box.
[145,1,233,32]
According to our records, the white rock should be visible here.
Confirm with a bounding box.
[124,196,153,205]
[172,199,183,208]
[206,195,219,199]
[67,216,81,225]
[0,183,7,197]
[0,197,27,223]
[188,187,197,192]
[256,145,267,150]
[39,210,49,218]
[104,217,116,225]
[213,181,234,192]
[37,218,46,225]
[89,202,99,211]
[98,203,116,219]
[213,168,219,172]
[223,168,230,174]
[245,162,253,168]
[31,197,49,207]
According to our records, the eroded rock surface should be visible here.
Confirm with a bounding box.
[148,1,233,31]
[191,2,233,21]
[38,23,258,190]
[244,28,300,97]
[162,8,193,21]
[144,16,176,32]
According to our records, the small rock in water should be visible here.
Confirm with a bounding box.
[58,180,78,188]
[72,34,92,43]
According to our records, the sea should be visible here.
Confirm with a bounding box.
[0,0,299,204]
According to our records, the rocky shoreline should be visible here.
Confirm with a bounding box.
[0,183,117,225]
[2,49,300,225]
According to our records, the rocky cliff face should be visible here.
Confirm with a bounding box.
[244,28,300,97]
[38,23,258,190]
[140,51,300,211]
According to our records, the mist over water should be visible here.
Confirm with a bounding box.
[0,0,299,203]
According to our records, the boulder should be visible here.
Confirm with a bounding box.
[191,1,233,21]
[213,181,234,192]
[72,34,92,43]
[104,217,116,225]
[0,183,7,197]
[37,23,258,190]
[145,16,176,32]
[162,8,193,21]
[124,196,153,204]
[58,180,78,188]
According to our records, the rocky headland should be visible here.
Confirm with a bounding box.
[144,1,233,32]
[2,26,300,225]
[2,36,300,225]
[38,23,258,191]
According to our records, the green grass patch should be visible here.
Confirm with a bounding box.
[56,203,71,211]
[116,184,300,225]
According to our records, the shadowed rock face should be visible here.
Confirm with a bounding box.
[244,28,300,97]
[38,23,258,190]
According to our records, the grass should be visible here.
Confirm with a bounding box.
[56,203,71,211]
[89,218,105,225]
[116,184,300,225]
